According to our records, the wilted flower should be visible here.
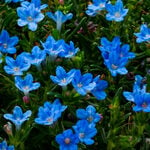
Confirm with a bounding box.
[0,30,19,54]
[50,66,76,87]
[134,24,150,43]
[46,10,73,31]
[56,129,79,150]
[4,106,32,130]
[35,99,67,125]
[15,74,40,96]
[73,120,97,145]
[106,0,128,22]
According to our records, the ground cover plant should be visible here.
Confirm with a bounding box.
[0,0,150,149]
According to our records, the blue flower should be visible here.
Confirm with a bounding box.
[0,30,19,54]
[21,46,46,68]
[17,3,45,31]
[15,74,40,96]
[4,106,32,130]
[76,105,101,127]
[58,41,79,58]
[86,0,107,16]
[0,141,14,150]
[56,129,79,150]
[35,99,67,125]
[5,0,24,3]
[46,10,73,31]
[72,70,96,96]
[4,54,31,76]
[98,36,135,77]
[106,0,128,22]
[73,120,97,145]
[20,0,47,10]
[91,75,108,100]
[50,66,76,87]
[41,36,64,59]
[134,24,150,43]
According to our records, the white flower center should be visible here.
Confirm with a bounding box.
[64,138,71,144]
[13,67,20,72]
[99,3,105,8]
[3,43,7,48]
[79,133,85,138]
[111,64,118,70]
[27,16,33,22]
[115,12,121,18]
[61,78,66,83]
[77,83,83,87]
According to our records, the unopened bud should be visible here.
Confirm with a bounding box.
[3,122,12,136]
[23,96,30,103]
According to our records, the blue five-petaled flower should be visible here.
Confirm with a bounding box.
[50,66,76,87]
[4,106,32,130]
[17,2,45,31]
[46,10,73,31]
[0,140,14,150]
[35,99,67,125]
[0,30,19,54]
[15,74,40,96]
[56,129,79,150]
[106,0,128,22]
[134,24,150,43]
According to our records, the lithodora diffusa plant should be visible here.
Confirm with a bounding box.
[0,0,150,150]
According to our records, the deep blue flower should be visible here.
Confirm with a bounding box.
[41,36,64,59]
[73,120,97,145]
[86,0,107,16]
[50,66,76,87]
[35,99,67,125]
[46,10,73,31]
[56,129,79,150]
[4,54,31,76]
[0,30,19,54]
[17,3,45,31]
[15,74,40,96]
[106,0,128,22]
[21,0,47,10]
[58,41,79,58]
[0,141,14,150]
[21,46,46,68]
[134,24,150,43]
[4,106,32,130]
[76,105,101,127]
[5,0,24,3]
[72,70,96,96]
[123,75,147,102]
[91,75,108,100]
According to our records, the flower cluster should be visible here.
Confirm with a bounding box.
[50,66,108,100]
[0,140,14,150]
[98,36,135,76]
[35,99,67,125]
[123,75,150,112]
[86,0,128,22]
[56,105,100,149]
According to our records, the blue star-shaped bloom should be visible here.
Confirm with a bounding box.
[46,10,73,31]
[50,66,76,87]
[72,70,96,96]
[134,24,150,43]
[35,99,67,125]
[56,129,79,150]
[4,106,32,130]
[15,74,40,96]
[41,36,64,59]
[73,120,97,145]
[91,75,108,100]
[106,0,128,22]
[76,105,101,127]
[4,54,31,76]
[0,141,14,150]
[20,0,48,10]
[58,41,79,58]
[0,30,19,54]
[86,0,107,16]
[17,3,45,31]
